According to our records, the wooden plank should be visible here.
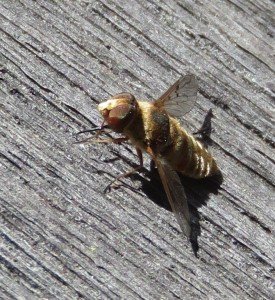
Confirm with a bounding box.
[0,0,274,299]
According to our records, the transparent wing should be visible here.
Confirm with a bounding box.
[153,74,198,117]
[155,158,191,237]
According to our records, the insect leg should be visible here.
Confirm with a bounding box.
[74,137,129,145]
[104,148,143,193]
[75,121,129,144]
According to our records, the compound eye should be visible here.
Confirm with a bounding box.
[101,109,109,118]
[109,104,132,120]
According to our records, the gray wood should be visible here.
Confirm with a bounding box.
[0,0,274,299]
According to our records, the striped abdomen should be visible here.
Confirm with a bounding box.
[164,119,219,178]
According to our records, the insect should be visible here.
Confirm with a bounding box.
[85,74,219,237]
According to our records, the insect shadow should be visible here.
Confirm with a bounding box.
[131,165,223,257]
[193,108,214,148]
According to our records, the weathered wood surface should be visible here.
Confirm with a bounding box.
[0,0,274,299]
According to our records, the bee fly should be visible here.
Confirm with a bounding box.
[80,75,219,237]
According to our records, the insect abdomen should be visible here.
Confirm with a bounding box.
[182,133,219,178]
[166,119,219,178]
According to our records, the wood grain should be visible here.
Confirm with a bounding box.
[0,0,274,299]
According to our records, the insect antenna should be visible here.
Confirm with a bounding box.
[74,123,110,144]
[76,124,109,136]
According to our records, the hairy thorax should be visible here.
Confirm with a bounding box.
[123,101,171,154]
